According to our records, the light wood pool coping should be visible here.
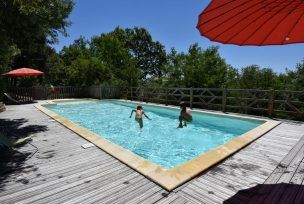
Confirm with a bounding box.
[35,99,281,191]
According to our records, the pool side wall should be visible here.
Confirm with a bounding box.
[35,99,281,191]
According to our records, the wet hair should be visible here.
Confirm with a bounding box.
[180,101,187,108]
[180,101,187,111]
[137,105,143,110]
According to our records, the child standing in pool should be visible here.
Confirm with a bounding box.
[178,102,192,128]
[130,105,152,128]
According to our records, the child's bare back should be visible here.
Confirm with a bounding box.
[130,105,151,128]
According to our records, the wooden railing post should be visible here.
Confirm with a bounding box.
[140,87,144,102]
[190,87,193,109]
[268,89,275,117]
[222,88,227,112]
[144,87,148,103]
[165,87,168,106]
[99,85,103,99]
[43,86,47,99]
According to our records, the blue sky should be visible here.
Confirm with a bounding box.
[53,0,304,73]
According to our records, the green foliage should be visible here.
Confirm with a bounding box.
[293,60,304,90]
[239,65,262,89]
[66,57,111,86]
[1,0,304,93]
[60,36,90,66]
[45,52,67,85]
[163,48,186,87]
[125,27,167,79]
[90,31,132,81]
[90,27,166,82]
[223,65,239,88]
[0,0,74,69]
[239,65,277,89]
[164,44,229,88]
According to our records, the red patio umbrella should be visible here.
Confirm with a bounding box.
[197,0,304,46]
[6,68,44,77]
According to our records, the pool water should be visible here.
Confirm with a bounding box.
[45,100,265,168]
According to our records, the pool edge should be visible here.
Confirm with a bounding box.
[35,100,281,191]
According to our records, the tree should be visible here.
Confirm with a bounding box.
[67,57,111,86]
[259,68,276,89]
[91,33,133,84]
[60,36,90,66]
[45,52,67,85]
[293,60,304,90]
[0,0,74,98]
[223,65,239,88]
[125,27,167,80]
[0,0,74,69]
[239,65,261,89]
[183,44,228,88]
[163,48,186,87]
[239,65,277,89]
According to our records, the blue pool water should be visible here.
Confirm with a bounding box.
[44,100,265,168]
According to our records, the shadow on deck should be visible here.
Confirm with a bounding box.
[0,118,48,191]
[225,134,304,204]
[224,183,304,204]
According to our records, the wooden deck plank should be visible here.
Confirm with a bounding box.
[231,154,278,172]
[154,194,180,204]
[2,163,129,203]
[179,123,304,204]
[240,149,283,162]
[0,157,117,195]
[277,142,304,183]
[292,177,304,204]
[181,186,221,204]
[191,178,237,200]
[264,136,304,184]
[218,163,269,183]
[242,136,304,204]
[128,189,168,204]
[85,177,149,204]
[170,196,189,204]
[207,170,254,188]
[262,138,304,204]
[200,175,249,203]
[244,144,287,157]
[1,103,304,204]
[100,179,157,203]
[181,176,245,203]
[290,160,304,185]
[55,172,141,204]
[108,184,162,204]
[38,169,137,203]
[48,171,142,204]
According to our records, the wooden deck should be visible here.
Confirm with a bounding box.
[0,103,303,204]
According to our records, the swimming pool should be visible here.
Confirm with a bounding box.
[44,100,263,168]
[37,99,280,190]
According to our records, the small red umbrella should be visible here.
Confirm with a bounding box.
[6,68,44,77]
[197,0,304,46]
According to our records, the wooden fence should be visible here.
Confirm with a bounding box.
[8,86,88,100]
[127,87,304,121]
[88,86,124,99]
[7,86,125,101]
[5,86,304,120]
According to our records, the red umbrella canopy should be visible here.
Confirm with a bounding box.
[197,0,304,46]
[6,68,44,77]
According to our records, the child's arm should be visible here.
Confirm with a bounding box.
[130,110,135,118]
[143,112,152,120]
